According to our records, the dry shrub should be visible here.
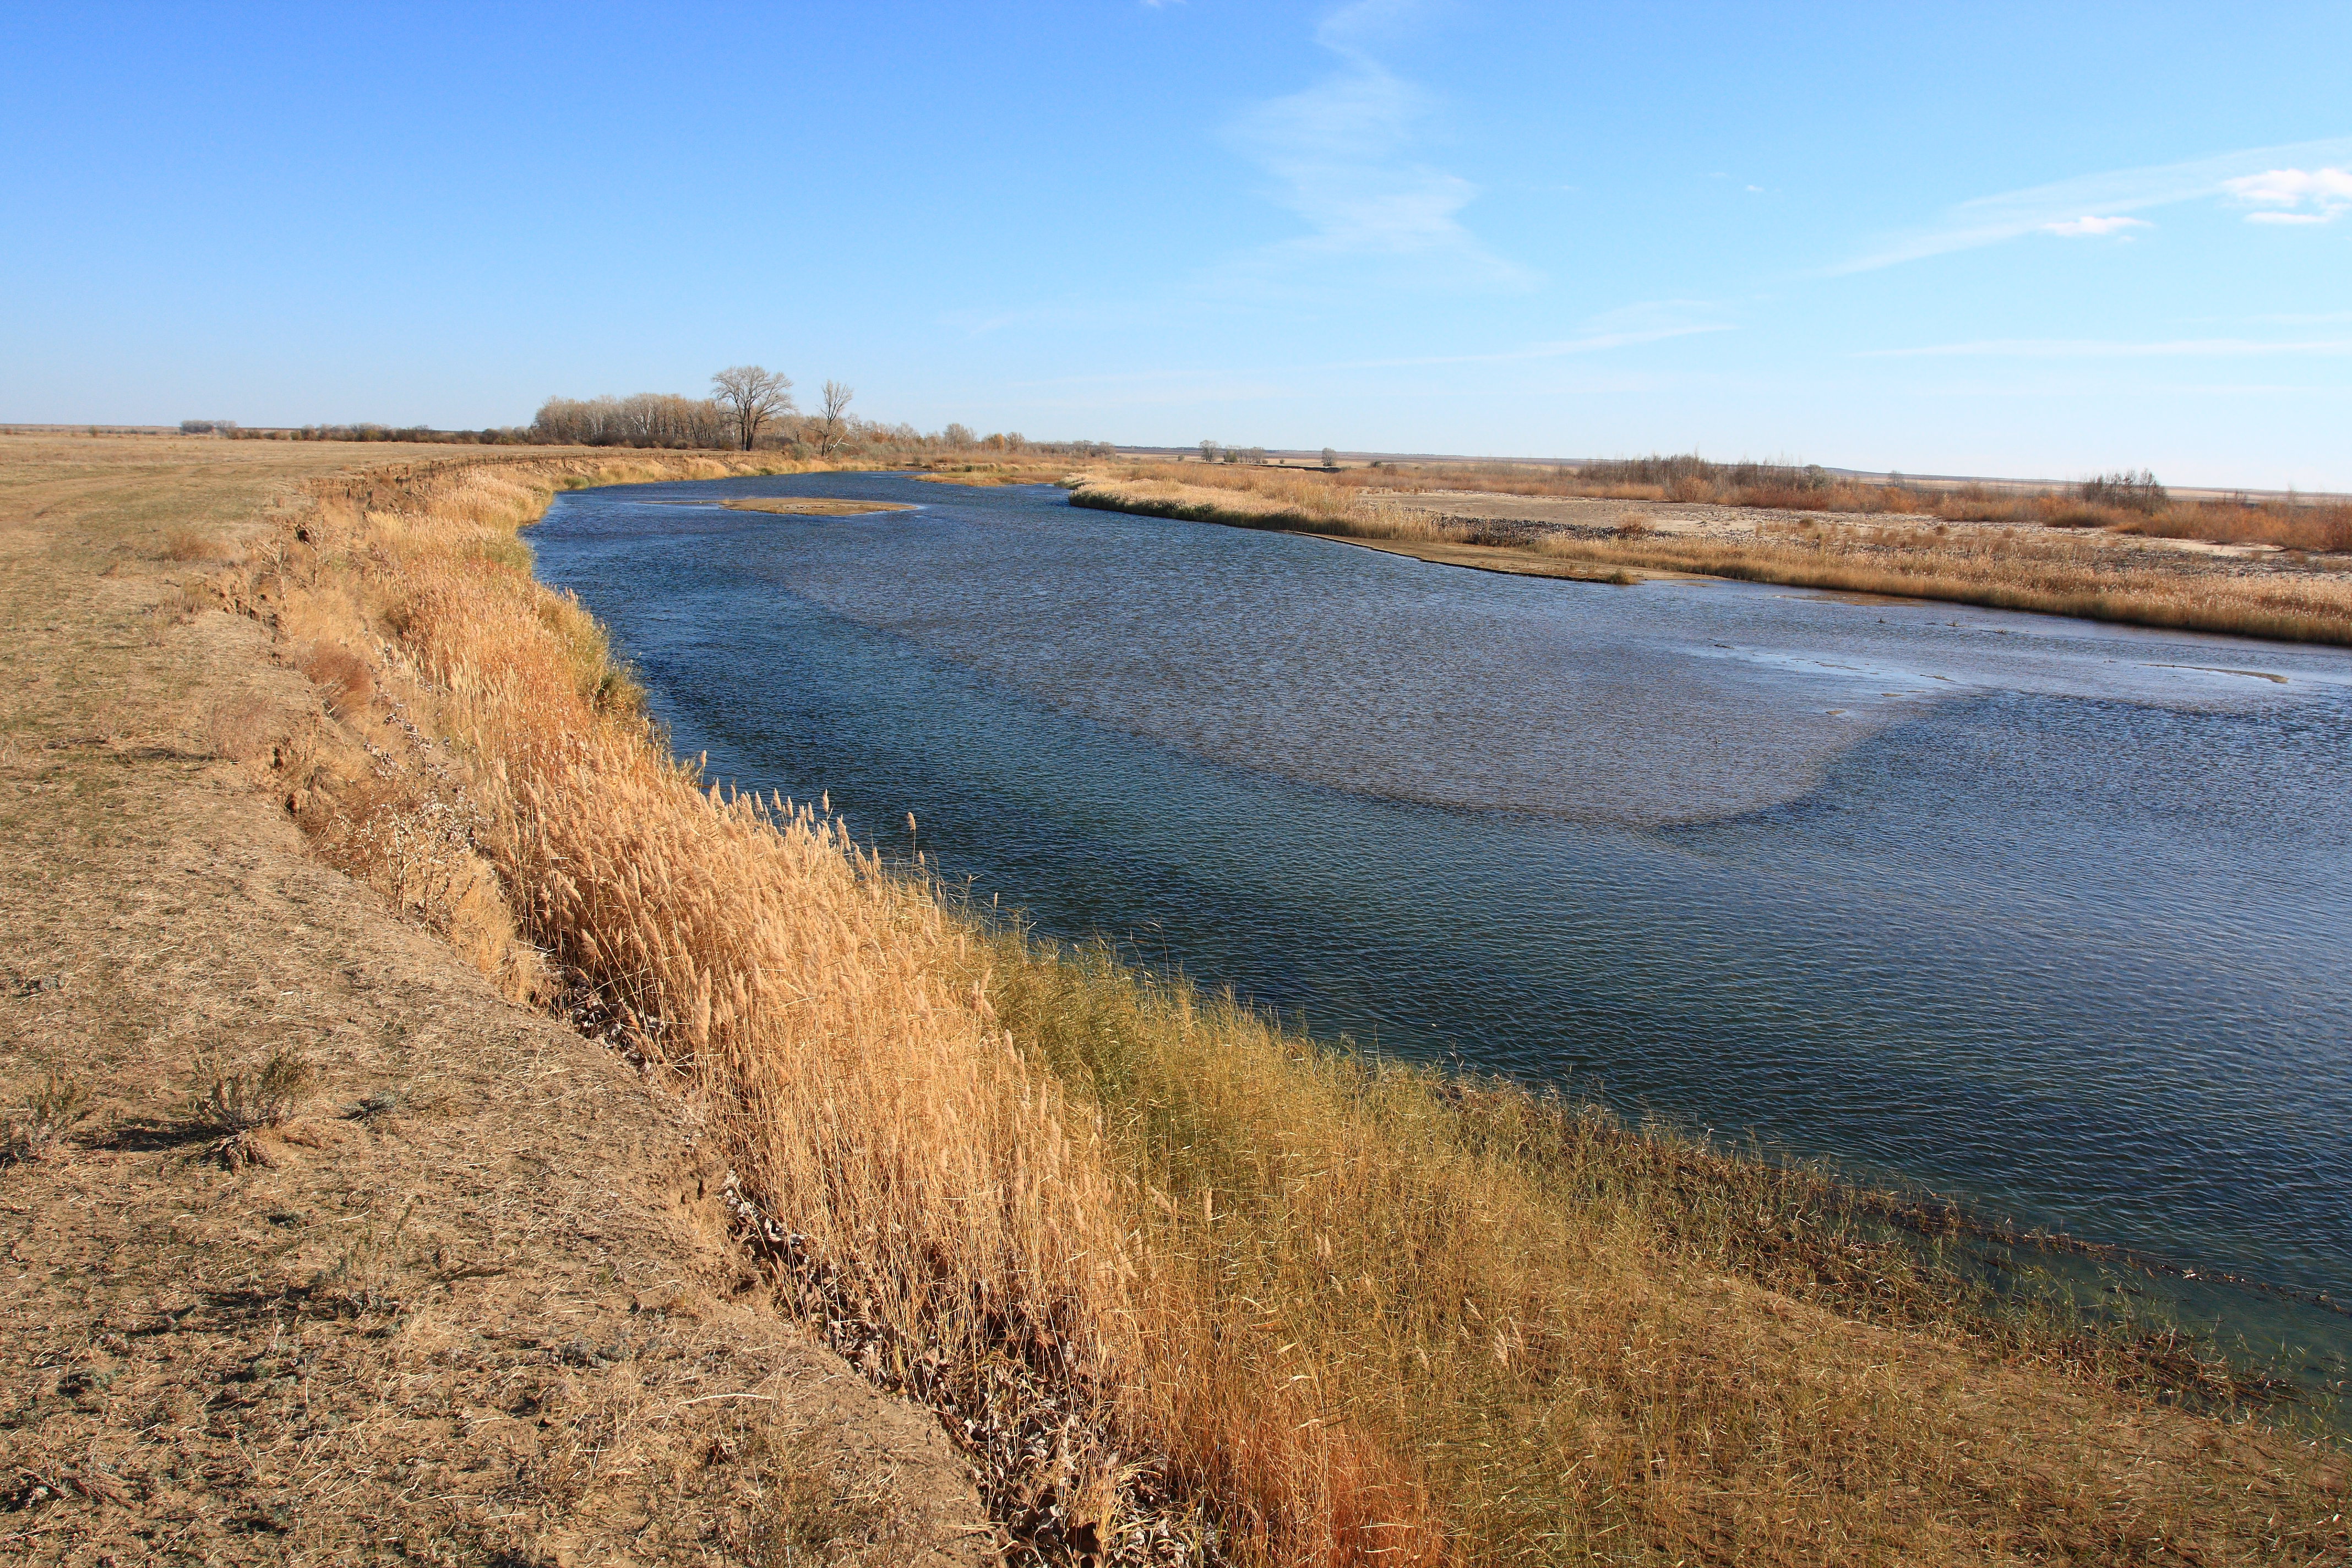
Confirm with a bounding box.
[296,640,375,717]
[4,1071,94,1164]
[193,1047,318,1133]
[159,525,232,562]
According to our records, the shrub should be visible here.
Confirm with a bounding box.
[193,1047,318,1133]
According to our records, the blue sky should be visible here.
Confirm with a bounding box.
[4,1,2348,486]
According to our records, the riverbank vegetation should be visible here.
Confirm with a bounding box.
[1070,466,2352,646]
[1159,453,2352,552]
[235,452,2347,1564]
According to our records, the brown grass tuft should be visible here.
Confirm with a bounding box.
[192,1046,318,1133]
[295,641,375,716]
[159,525,233,562]
[3,1071,94,1164]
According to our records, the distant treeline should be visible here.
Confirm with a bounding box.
[526,393,1109,459]
[207,401,1110,458]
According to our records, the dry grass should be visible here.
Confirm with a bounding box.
[294,640,376,717]
[2124,500,2352,554]
[1071,471,2352,645]
[201,692,275,762]
[1531,522,2352,644]
[158,524,233,562]
[240,454,2351,1564]
[3,1070,92,1165]
[1109,458,2352,550]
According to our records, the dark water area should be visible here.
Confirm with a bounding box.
[530,471,2352,1374]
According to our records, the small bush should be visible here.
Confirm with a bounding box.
[193,1047,318,1133]
[4,1071,93,1164]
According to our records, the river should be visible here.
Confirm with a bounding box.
[531,470,2352,1374]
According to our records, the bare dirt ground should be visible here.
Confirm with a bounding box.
[0,437,987,1565]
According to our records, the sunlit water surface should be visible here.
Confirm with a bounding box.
[532,473,2352,1362]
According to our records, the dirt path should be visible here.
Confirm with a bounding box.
[0,437,987,1565]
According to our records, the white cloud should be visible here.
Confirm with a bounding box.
[1217,2,1532,293]
[2225,166,2352,222]
[2041,215,2152,237]
[1830,136,2352,273]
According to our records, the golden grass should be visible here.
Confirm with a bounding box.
[251,455,2350,1564]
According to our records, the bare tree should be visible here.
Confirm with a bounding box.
[1199,439,1219,463]
[815,380,854,458]
[710,365,794,451]
[1321,447,1339,470]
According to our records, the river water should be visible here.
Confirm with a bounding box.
[531,471,2352,1362]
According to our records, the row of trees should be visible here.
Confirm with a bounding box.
[529,367,1114,459]
[193,366,1115,456]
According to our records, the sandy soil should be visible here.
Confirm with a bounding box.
[0,437,987,1565]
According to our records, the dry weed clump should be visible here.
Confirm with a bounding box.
[251,454,2350,1565]
[193,1046,319,1133]
[159,525,233,562]
[4,1071,94,1164]
[294,640,376,717]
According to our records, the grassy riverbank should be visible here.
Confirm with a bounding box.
[0,436,995,1565]
[1069,469,2352,646]
[221,449,2348,1563]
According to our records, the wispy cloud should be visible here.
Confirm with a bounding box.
[1218,1,1531,293]
[1859,337,2352,359]
[2041,215,2152,238]
[1002,306,1730,389]
[1830,136,2352,273]
[1332,321,1732,371]
[2226,166,2352,224]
